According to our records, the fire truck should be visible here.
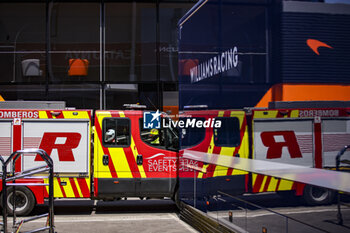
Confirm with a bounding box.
[0,103,179,215]
[0,101,349,215]
[178,103,350,207]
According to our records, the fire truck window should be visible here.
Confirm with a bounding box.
[180,117,205,149]
[214,117,240,147]
[103,118,130,147]
[139,119,166,148]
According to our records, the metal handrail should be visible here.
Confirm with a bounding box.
[2,149,54,233]
[217,191,329,233]
[335,145,350,225]
[0,156,5,232]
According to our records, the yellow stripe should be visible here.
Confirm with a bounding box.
[254,110,278,119]
[290,110,299,118]
[197,166,207,178]
[200,135,215,178]
[212,111,228,177]
[53,178,63,197]
[62,111,90,119]
[95,112,113,178]
[109,147,132,178]
[216,166,228,176]
[278,179,294,191]
[218,111,249,176]
[259,176,268,192]
[131,137,147,178]
[60,177,75,197]
[39,111,48,119]
[95,133,112,178]
[75,178,84,197]
[218,111,225,117]
[235,112,249,175]
[267,177,279,192]
[108,111,133,178]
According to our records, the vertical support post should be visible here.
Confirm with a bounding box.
[194,170,196,208]
[12,155,17,229]
[2,157,7,233]
[156,0,162,110]
[100,0,106,110]
[335,145,350,225]
[48,156,54,233]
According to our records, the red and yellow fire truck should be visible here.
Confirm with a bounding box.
[1,102,349,215]
[178,104,350,206]
[0,106,178,215]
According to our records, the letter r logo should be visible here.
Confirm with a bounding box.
[260,131,302,159]
[35,132,81,161]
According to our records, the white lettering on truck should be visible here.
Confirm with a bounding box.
[299,109,339,118]
[0,111,39,119]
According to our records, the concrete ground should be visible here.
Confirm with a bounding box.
[4,194,350,233]
[5,199,198,233]
[207,193,350,233]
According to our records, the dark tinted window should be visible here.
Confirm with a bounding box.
[105,3,156,82]
[140,118,166,147]
[103,118,130,147]
[180,117,205,148]
[214,117,240,147]
[139,118,178,151]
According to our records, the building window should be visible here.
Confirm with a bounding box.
[105,3,156,82]
[103,118,131,147]
[0,3,46,84]
[214,117,240,147]
[159,3,192,82]
[49,2,100,83]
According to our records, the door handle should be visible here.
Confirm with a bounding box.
[137,154,143,166]
[103,154,109,166]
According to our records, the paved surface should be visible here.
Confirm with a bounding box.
[6,199,198,233]
[5,194,350,233]
[208,193,350,233]
[212,205,350,233]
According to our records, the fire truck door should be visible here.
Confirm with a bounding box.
[136,117,178,197]
[207,111,249,195]
[95,115,136,196]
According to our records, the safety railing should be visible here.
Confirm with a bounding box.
[213,191,328,233]
[1,149,54,233]
[336,145,350,225]
[0,155,5,229]
[181,149,350,233]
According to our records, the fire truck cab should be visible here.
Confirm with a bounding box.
[93,110,178,200]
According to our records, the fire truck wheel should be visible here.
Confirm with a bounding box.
[4,187,35,216]
[302,185,335,205]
